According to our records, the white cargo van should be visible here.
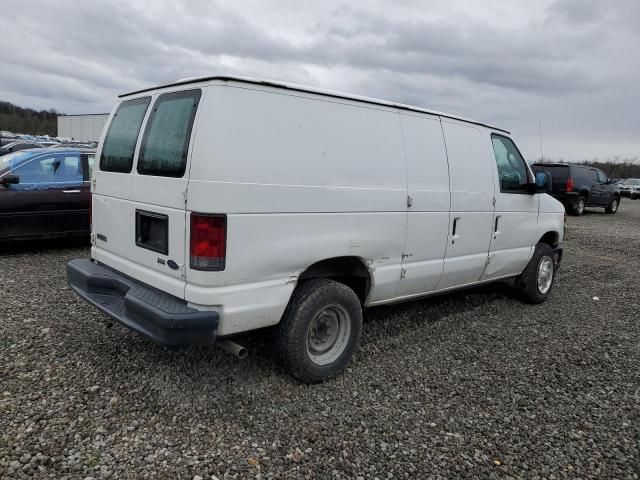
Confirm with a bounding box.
[68,76,564,383]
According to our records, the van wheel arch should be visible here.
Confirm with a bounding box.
[538,231,559,247]
[296,256,372,305]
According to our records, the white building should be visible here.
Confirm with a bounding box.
[57,113,109,142]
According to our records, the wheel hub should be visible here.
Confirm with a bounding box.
[308,310,339,354]
[306,305,351,365]
[537,256,554,294]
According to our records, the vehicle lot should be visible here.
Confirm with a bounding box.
[1,203,639,479]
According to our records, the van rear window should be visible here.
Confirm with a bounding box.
[137,89,201,178]
[100,97,150,173]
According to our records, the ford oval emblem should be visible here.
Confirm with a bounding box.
[167,260,179,270]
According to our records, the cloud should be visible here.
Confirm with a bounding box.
[546,0,605,25]
[0,0,638,161]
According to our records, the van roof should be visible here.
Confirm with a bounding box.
[119,75,510,134]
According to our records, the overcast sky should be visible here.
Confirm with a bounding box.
[1,0,638,161]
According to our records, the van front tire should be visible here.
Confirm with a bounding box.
[276,279,362,384]
[516,243,556,304]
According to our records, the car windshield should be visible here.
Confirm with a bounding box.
[622,178,640,185]
[0,150,36,175]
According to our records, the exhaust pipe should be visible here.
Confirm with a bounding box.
[215,338,248,359]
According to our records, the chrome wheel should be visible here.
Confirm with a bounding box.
[612,198,619,212]
[537,256,554,294]
[306,304,351,365]
[577,198,585,215]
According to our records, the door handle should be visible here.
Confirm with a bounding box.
[494,215,501,233]
[63,189,81,194]
[451,217,460,244]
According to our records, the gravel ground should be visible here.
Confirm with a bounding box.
[1,201,639,479]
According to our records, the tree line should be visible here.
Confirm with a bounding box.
[578,158,640,179]
[0,101,59,137]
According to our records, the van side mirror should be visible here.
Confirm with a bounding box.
[534,171,551,193]
[0,174,20,186]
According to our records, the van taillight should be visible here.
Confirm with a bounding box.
[565,177,574,192]
[190,214,226,271]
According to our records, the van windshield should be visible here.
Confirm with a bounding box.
[137,89,201,178]
[100,97,151,173]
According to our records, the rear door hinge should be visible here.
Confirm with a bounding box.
[91,177,96,191]
[179,263,186,279]
[492,197,496,207]
[407,195,413,208]
[182,189,188,206]
[486,256,491,266]
[400,267,407,278]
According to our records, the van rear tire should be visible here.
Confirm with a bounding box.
[516,243,556,304]
[275,279,362,384]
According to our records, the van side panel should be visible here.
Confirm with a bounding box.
[186,85,407,335]
[187,85,406,212]
[393,113,450,298]
[436,120,495,290]
[188,212,406,335]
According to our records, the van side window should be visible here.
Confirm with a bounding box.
[100,97,151,173]
[596,170,607,183]
[137,89,202,178]
[491,134,531,193]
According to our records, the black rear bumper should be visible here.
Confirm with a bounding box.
[67,259,219,346]
[549,192,580,208]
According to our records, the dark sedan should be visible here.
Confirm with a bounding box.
[0,148,95,241]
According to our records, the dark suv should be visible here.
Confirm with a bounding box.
[531,163,620,216]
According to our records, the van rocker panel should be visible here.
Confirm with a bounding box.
[67,259,219,346]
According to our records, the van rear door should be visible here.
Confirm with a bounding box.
[92,89,202,299]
